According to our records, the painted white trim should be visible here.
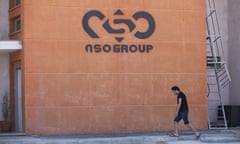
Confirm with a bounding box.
[0,40,22,53]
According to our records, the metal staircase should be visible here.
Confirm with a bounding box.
[206,0,231,129]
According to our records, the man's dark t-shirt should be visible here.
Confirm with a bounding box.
[177,92,189,112]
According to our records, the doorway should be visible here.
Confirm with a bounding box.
[0,43,23,134]
[14,67,23,132]
[7,59,24,134]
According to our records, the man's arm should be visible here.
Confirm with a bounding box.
[175,98,182,116]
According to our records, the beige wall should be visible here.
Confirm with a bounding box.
[214,0,230,105]
[210,0,240,105]
[206,0,230,122]
[229,0,240,105]
[0,0,9,40]
[0,0,10,121]
[213,0,240,105]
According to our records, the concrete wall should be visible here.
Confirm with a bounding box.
[23,0,208,135]
[0,0,9,40]
[229,0,240,105]
[0,0,10,121]
[214,0,230,105]
[0,54,9,121]
[206,0,230,122]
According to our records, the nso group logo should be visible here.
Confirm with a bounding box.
[82,9,155,53]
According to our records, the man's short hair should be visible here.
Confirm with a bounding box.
[171,86,180,91]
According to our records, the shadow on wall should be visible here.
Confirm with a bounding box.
[0,92,10,132]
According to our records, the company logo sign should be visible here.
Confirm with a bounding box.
[82,9,155,53]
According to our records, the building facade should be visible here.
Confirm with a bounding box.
[0,0,10,132]
[0,0,210,135]
[228,0,240,105]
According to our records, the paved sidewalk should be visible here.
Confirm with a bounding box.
[0,129,240,144]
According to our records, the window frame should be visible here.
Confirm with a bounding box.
[14,0,21,7]
[14,16,21,32]
[10,0,21,9]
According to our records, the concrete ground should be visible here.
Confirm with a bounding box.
[0,128,240,144]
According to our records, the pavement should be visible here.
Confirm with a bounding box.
[0,128,240,144]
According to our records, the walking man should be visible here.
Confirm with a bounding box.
[171,86,200,139]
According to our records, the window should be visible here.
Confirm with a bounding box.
[10,0,21,9]
[14,0,21,6]
[10,16,21,33]
[14,17,21,31]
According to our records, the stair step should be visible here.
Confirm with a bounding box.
[208,99,219,102]
[208,9,216,17]
[209,91,219,93]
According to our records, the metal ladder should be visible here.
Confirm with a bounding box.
[206,0,231,129]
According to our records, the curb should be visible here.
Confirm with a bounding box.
[0,133,240,143]
[200,134,240,143]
